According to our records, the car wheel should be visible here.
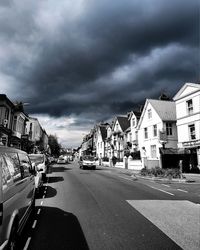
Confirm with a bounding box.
[93,166,96,170]
[7,222,18,250]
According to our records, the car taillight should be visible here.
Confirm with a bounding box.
[0,203,3,225]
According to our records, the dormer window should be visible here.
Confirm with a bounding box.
[187,99,193,115]
[148,109,152,119]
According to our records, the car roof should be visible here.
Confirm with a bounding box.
[0,146,28,154]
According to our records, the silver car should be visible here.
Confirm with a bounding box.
[0,146,35,250]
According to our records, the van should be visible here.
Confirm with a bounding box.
[0,146,35,250]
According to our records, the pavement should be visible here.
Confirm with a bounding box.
[98,164,200,183]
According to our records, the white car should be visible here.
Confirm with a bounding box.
[29,154,47,182]
[79,155,96,170]
[57,156,66,164]
[32,162,43,193]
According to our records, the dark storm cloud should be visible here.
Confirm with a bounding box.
[0,0,199,125]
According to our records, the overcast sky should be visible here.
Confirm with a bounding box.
[0,0,199,147]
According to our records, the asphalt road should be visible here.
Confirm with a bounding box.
[19,161,200,250]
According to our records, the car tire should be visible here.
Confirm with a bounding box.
[93,166,96,170]
[7,221,19,250]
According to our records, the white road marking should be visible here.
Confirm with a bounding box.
[40,201,43,205]
[37,209,41,215]
[162,184,170,187]
[23,237,31,250]
[43,195,45,199]
[32,220,37,229]
[127,200,200,250]
[177,189,188,193]
[149,186,174,196]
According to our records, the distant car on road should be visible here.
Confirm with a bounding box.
[79,155,96,170]
[29,154,48,182]
[57,156,67,164]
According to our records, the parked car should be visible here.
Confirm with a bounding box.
[57,156,66,164]
[0,146,35,250]
[31,162,43,193]
[79,155,96,170]
[29,154,48,182]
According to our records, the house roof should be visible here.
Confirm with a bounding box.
[148,99,176,121]
[99,126,107,140]
[128,110,142,120]
[0,94,15,108]
[117,116,130,132]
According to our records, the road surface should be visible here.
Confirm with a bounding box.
[20,161,200,250]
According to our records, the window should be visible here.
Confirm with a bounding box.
[4,153,21,182]
[166,123,172,136]
[150,145,157,158]
[187,99,193,115]
[18,153,31,178]
[1,155,12,190]
[148,109,152,119]
[189,124,196,140]
[144,128,148,139]
[132,118,135,127]
[13,116,17,131]
[153,125,157,137]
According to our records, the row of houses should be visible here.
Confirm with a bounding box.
[0,94,49,153]
[79,83,200,173]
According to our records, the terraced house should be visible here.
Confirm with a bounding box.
[137,99,178,169]
[173,83,200,172]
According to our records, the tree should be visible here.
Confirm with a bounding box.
[48,134,61,157]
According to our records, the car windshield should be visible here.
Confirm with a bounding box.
[29,154,44,165]
[83,156,94,161]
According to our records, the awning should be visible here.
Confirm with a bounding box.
[160,148,190,155]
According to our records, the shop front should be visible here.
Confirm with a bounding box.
[182,139,200,173]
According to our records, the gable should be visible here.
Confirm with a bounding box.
[139,102,162,129]
[113,120,122,132]
[173,83,200,101]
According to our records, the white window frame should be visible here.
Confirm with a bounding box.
[166,123,172,136]
[188,124,196,140]
[153,125,157,137]
[144,127,148,139]
[150,145,157,158]
[148,109,152,119]
[186,99,193,115]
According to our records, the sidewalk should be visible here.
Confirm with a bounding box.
[182,174,200,183]
[99,164,200,184]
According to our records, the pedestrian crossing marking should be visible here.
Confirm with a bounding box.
[127,200,200,250]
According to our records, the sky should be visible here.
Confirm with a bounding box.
[0,0,199,147]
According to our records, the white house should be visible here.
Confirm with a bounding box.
[104,125,112,158]
[137,99,178,169]
[173,83,200,171]
[128,110,142,152]
[96,125,107,159]
[111,116,130,159]
[26,117,43,143]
